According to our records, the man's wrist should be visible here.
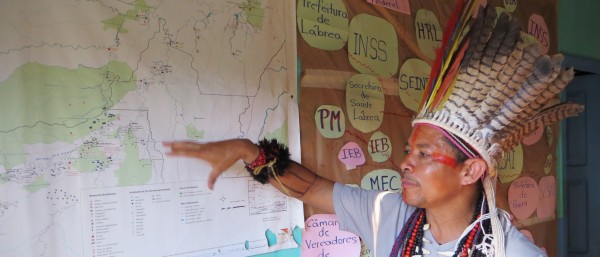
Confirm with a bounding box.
[241,139,260,164]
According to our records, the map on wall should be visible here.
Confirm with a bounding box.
[0,0,302,256]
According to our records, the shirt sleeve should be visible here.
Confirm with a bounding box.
[504,225,548,257]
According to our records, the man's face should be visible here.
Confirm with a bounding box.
[400,125,463,208]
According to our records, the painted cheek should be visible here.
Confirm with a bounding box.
[430,152,457,167]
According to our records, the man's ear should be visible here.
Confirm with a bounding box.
[460,158,487,185]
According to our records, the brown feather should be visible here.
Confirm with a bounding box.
[499,103,584,149]
[485,43,540,132]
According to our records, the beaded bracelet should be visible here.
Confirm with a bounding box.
[244,138,291,185]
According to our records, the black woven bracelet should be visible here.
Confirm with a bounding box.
[244,138,291,184]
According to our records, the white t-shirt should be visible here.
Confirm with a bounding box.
[332,183,547,257]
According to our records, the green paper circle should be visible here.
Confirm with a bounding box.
[414,9,442,61]
[345,74,384,133]
[348,14,399,77]
[398,58,430,112]
[314,105,345,138]
[368,131,392,162]
[498,144,524,184]
[297,0,349,50]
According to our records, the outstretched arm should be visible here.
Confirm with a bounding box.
[164,139,335,213]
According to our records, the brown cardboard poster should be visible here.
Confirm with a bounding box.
[297,0,560,256]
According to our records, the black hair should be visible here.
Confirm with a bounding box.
[441,135,470,164]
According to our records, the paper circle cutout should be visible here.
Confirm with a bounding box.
[348,14,399,77]
[346,74,385,133]
[414,9,442,60]
[508,176,539,220]
[302,214,361,257]
[498,144,524,184]
[360,169,401,192]
[368,131,392,162]
[519,229,534,243]
[522,125,543,145]
[528,14,550,55]
[398,58,430,111]
[296,0,349,51]
[537,175,556,219]
[521,32,538,47]
[544,154,553,174]
[503,0,517,12]
[315,105,346,138]
[338,141,366,170]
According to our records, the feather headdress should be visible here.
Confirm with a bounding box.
[414,0,584,178]
[412,0,584,256]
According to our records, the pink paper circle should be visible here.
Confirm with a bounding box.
[302,214,361,257]
[338,142,366,170]
[508,176,539,220]
[537,176,557,219]
[528,14,550,54]
[519,229,534,243]
[522,126,543,145]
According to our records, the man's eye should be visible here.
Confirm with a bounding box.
[404,149,411,155]
[419,152,430,158]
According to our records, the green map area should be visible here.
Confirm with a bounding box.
[186,125,205,140]
[115,128,152,186]
[241,0,265,29]
[102,0,151,33]
[0,61,136,169]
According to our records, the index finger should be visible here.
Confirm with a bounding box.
[163,141,203,151]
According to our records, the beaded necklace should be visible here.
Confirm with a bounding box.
[389,194,485,257]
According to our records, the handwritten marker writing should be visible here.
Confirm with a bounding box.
[338,142,365,170]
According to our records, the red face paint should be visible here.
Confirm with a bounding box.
[430,152,458,167]
[408,125,457,167]
[409,126,422,146]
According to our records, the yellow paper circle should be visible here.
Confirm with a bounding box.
[398,58,430,112]
[348,14,399,77]
[498,144,524,184]
[414,9,442,61]
[297,0,349,51]
[346,74,385,133]
[314,105,345,138]
[360,169,401,192]
[544,154,553,174]
[521,32,537,47]
[368,131,392,162]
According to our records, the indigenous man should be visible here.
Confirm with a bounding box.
[164,0,583,256]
